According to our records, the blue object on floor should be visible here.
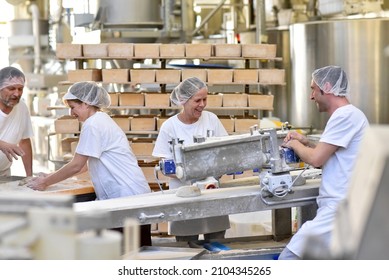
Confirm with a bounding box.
[203,242,231,252]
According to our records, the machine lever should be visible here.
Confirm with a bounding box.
[138,212,165,222]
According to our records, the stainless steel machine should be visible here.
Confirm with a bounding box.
[157,125,302,197]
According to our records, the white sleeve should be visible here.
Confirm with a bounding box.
[20,101,34,139]
[152,122,174,159]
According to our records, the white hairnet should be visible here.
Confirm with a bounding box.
[170,77,207,106]
[312,65,349,97]
[63,81,111,108]
[0,66,25,91]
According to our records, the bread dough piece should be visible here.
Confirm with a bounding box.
[18,176,33,186]
[0,181,35,192]
[175,185,201,197]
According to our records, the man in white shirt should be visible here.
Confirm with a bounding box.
[0,66,33,177]
[278,65,369,259]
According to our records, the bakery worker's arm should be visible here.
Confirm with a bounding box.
[19,138,33,177]
[27,153,88,191]
[283,131,338,168]
[0,139,26,161]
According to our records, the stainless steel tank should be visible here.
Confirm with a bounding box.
[289,18,389,130]
[9,18,49,36]
[267,27,291,123]
[98,0,163,29]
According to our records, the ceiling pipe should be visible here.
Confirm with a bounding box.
[29,2,41,74]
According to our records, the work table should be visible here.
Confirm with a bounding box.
[74,179,320,231]
[0,175,95,201]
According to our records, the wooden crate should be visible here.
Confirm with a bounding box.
[241,44,277,59]
[56,43,82,59]
[144,93,170,108]
[130,69,155,83]
[207,69,233,84]
[67,69,102,82]
[130,115,156,131]
[109,93,119,106]
[157,222,168,234]
[141,166,169,184]
[222,93,248,107]
[234,117,260,134]
[258,69,285,84]
[133,43,160,58]
[108,43,133,58]
[214,44,241,57]
[155,69,181,84]
[233,69,259,83]
[219,174,234,183]
[61,137,78,154]
[181,69,207,81]
[219,117,235,133]
[70,141,79,155]
[248,94,274,110]
[118,93,145,106]
[233,169,258,179]
[82,44,108,57]
[102,69,129,83]
[130,141,155,157]
[207,93,223,107]
[54,116,80,133]
[112,115,131,131]
[185,44,212,58]
[160,44,185,58]
[156,117,168,131]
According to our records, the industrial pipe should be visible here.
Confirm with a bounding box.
[191,0,228,36]
[29,3,41,74]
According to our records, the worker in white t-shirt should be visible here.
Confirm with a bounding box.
[152,77,230,242]
[27,81,152,246]
[278,66,369,260]
[0,66,33,177]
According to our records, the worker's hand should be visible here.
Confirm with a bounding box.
[283,131,308,146]
[282,139,295,149]
[0,142,25,162]
[25,176,49,191]
[36,172,49,178]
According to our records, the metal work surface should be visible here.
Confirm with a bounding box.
[74,179,320,231]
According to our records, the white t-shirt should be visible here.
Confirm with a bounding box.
[287,104,369,257]
[0,101,33,175]
[76,112,151,200]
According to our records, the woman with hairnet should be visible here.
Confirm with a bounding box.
[278,66,369,260]
[152,77,230,242]
[0,66,33,177]
[27,81,152,246]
